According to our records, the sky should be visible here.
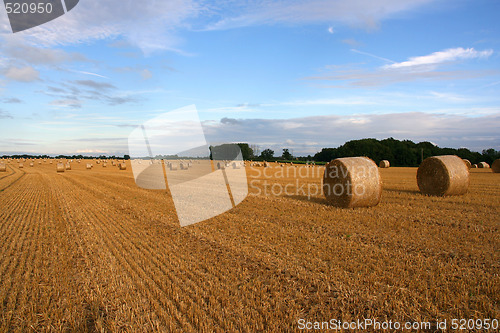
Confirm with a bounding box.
[0,0,499,157]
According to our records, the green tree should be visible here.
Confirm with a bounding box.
[282,148,293,160]
[237,143,254,160]
[260,149,274,160]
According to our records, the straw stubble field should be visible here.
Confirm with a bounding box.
[0,160,498,332]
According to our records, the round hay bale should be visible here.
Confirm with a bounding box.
[86,163,92,170]
[379,160,390,168]
[19,163,24,168]
[492,159,500,173]
[65,163,71,170]
[478,162,490,168]
[417,155,469,196]
[119,163,127,170]
[102,163,107,167]
[56,163,65,173]
[472,164,478,168]
[462,159,472,169]
[29,162,34,167]
[0,164,6,172]
[323,157,382,208]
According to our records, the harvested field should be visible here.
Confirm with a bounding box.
[0,161,498,332]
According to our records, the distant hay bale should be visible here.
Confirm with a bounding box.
[180,162,188,170]
[492,159,500,173]
[19,163,24,168]
[472,164,478,168]
[86,163,92,170]
[0,164,6,172]
[30,162,34,167]
[102,163,107,167]
[119,163,127,170]
[65,163,71,170]
[56,163,65,173]
[478,162,490,168]
[417,155,469,196]
[379,160,390,168]
[323,157,382,208]
[462,159,472,169]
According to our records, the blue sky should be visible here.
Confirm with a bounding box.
[0,0,499,156]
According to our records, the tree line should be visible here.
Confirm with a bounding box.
[245,138,499,167]
[2,139,499,167]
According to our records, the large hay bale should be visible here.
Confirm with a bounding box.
[119,163,127,170]
[417,155,469,196]
[0,164,6,172]
[65,163,71,170]
[462,159,472,169]
[492,159,500,173]
[86,163,92,170]
[56,163,65,173]
[379,160,390,168]
[478,162,490,168]
[323,157,382,208]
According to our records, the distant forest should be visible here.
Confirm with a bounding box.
[2,138,499,167]
[311,138,499,167]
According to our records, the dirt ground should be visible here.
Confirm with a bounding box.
[0,160,498,332]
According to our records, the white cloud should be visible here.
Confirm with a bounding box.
[0,37,87,64]
[141,69,153,80]
[0,0,200,53]
[4,66,39,82]
[306,47,497,87]
[327,27,335,34]
[76,149,108,154]
[383,47,493,70]
[265,97,378,107]
[49,99,82,108]
[0,0,438,54]
[203,0,436,31]
[202,111,500,154]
